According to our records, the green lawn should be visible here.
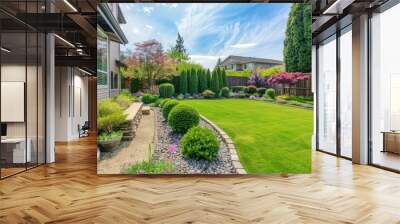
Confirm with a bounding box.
[181,99,313,173]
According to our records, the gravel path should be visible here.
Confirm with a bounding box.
[97,110,155,174]
[153,107,236,174]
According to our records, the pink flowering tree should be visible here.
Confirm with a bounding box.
[125,39,176,93]
[266,72,309,87]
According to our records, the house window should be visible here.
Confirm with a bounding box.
[97,26,108,86]
[110,72,119,89]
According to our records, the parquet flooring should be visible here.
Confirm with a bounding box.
[1,136,400,223]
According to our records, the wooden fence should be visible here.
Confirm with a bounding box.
[226,73,312,97]
[227,76,248,87]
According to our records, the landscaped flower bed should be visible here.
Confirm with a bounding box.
[148,107,236,174]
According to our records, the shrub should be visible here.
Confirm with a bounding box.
[126,145,174,174]
[266,88,276,99]
[130,78,141,93]
[114,94,133,109]
[168,105,199,134]
[141,94,159,104]
[163,100,180,119]
[98,130,123,141]
[177,94,184,100]
[160,98,171,108]
[259,65,283,77]
[231,86,246,93]
[99,99,123,117]
[202,90,215,99]
[98,99,127,133]
[220,87,230,98]
[245,85,257,94]
[256,88,266,96]
[152,98,162,107]
[226,69,252,77]
[180,127,219,161]
[159,83,175,98]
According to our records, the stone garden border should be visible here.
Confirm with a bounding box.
[200,115,247,174]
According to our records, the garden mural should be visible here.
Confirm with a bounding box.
[97,3,312,174]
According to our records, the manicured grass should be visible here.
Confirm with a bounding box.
[181,99,312,173]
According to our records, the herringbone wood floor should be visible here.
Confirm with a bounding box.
[1,136,400,223]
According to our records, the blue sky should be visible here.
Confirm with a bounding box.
[120,3,291,69]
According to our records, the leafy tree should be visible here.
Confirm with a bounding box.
[206,69,212,88]
[167,49,189,63]
[284,3,311,73]
[211,69,220,95]
[199,69,207,93]
[179,70,188,94]
[126,39,176,93]
[173,33,187,55]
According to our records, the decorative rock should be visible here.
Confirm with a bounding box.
[237,168,247,174]
[142,106,151,115]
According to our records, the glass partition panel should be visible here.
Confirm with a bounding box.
[317,35,337,154]
[339,27,352,158]
[371,3,400,171]
[1,31,27,177]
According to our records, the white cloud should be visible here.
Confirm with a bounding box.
[133,28,139,34]
[231,43,257,49]
[189,55,224,70]
[171,3,178,8]
[145,25,153,29]
[143,6,154,14]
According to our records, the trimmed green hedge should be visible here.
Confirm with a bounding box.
[159,83,175,98]
[163,100,180,119]
[168,104,199,134]
[180,127,219,161]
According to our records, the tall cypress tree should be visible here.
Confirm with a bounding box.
[283,3,311,72]
[172,75,180,94]
[221,69,227,87]
[193,69,198,94]
[198,69,207,93]
[217,67,223,90]
[206,69,212,89]
[188,68,198,94]
[211,69,220,95]
[179,70,188,94]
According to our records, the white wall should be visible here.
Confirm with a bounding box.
[54,67,89,141]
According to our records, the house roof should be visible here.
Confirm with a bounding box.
[220,55,283,66]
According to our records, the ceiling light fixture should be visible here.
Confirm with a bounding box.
[1,47,11,53]
[54,34,75,48]
[63,0,78,12]
[78,68,92,76]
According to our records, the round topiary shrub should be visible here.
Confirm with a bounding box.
[245,85,257,94]
[163,100,179,119]
[158,83,175,98]
[220,87,230,98]
[266,88,276,99]
[160,98,170,108]
[256,88,266,96]
[180,127,219,161]
[201,90,215,99]
[168,104,199,134]
[141,94,158,104]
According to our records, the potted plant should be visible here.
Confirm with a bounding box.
[97,99,127,152]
